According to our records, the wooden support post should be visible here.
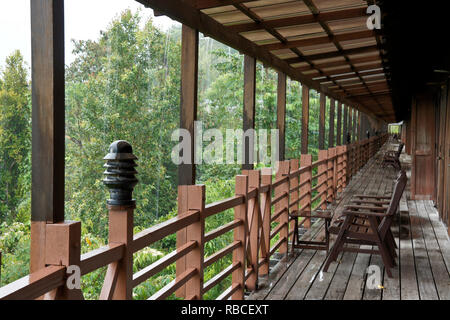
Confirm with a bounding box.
[177,25,199,297]
[30,0,66,274]
[343,105,348,145]
[242,170,260,291]
[289,159,300,242]
[102,140,138,300]
[358,112,363,141]
[259,168,272,275]
[185,185,205,300]
[336,102,342,146]
[342,145,348,188]
[301,85,310,154]
[277,72,287,161]
[318,150,328,209]
[329,99,335,148]
[348,107,353,144]
[276,161,290,253]
[353,109,358,143]
[300,155,312,228]
[243,55,256,169]
[318,93,326,150]
[44,221,83,300]
[179,25,198,185]
[108,205,134,300]
[232,175,248,300]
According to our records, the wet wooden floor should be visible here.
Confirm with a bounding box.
[247,143,450,300]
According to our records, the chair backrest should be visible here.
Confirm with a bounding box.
[386,170,407,216]
[396,143,405,158]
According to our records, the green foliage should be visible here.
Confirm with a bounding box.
[0,9,325,299]
[0,51,31,223]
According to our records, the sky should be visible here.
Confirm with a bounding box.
[0,0,177,69]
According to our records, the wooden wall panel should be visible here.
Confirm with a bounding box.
[436,84,448,216]
[443,83,450,234]
[411,91,436,200]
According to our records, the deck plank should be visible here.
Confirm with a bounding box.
[408,200,439,300]
[399,187,420,300]
[245,142,449,301]
[417,200,450,299]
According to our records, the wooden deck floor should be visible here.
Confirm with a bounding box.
[248,143,450,300]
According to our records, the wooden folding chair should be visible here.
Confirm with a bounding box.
[381,143,404,170]
[289,209,332,255]
[323,170,407,277]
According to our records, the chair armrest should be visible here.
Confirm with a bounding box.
[345,205,387,212]
[342,210,387,218]
[349,199,390,205]
[352,194,391,200]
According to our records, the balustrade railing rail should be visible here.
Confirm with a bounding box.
[0,134,388,300]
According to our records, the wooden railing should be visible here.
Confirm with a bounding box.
[0,134,388,300]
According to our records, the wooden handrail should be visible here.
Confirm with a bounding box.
[132,209,200,253]
[216,283,241,300]
[80,243,125,276]
[132,240,197,288]
[0,266,65,300]
[204,219,242,242]
[148,267,197,300]
[204,195,244,218]
[0,135,387,301]
[204,240,241,268]
[202,262,240,294]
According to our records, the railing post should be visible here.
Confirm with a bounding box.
[103,140,138,300]
[300,155,312,228]
[44,221,83,300]
[277,161,290,254]
[260,168,272,276]
[185,185,205,300]
[289,159,299,242]
[232,175,248,300]
[242,170,260,291]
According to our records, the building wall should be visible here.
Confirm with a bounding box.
[409,83,449,234]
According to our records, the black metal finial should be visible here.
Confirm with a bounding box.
[103,140,138,206]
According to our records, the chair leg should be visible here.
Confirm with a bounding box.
[291,218,298,256]
[386,230,398,258]
[324,216,351,272]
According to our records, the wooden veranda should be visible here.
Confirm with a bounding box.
[0,0,449,300]
[248,142,450,300]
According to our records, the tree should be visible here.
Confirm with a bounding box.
[0,50,31,222]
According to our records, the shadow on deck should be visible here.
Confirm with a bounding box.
[248,144,450,300]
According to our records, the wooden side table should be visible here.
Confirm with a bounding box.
[289,209,332,255]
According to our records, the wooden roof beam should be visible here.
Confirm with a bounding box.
[296,55,381,72]
[192,0,256,10]
[225,6,368,33]
[262,30,376,51]
[285,45,379,65]
[136,0,374,117]
[231,0,370,115]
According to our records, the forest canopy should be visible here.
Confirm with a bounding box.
[0,9,331,299]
